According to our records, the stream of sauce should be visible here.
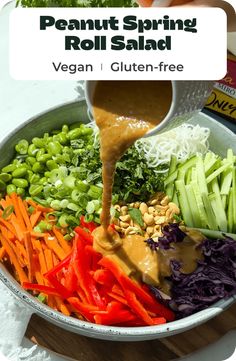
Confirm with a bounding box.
[91,80,203,291]
[93,81,172,233]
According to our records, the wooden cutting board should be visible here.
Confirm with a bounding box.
[26,302,236,361]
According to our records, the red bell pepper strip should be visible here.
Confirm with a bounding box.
[44,253,71,278]
[152,317,166,325]
[64,265,78,293]
[76,286,89,305]
[93,269,116,285]
[46,273,71,299]
[73,259,105,308]
[22,282,60,296]
[112,284,125,297]
[99,257,154,304]
[80,215,97,232]
[72,235,105,308]
[67,297,97,323]
[107,292,128,306]
[94,309,137,325]
[118,317,166,327]
[74,226,93,245]
[123,288,155,326]
[63,235,81,293]
[99,256,175,322]
[85,245,102,270]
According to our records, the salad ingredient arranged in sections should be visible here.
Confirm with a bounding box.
[0,119,235,326]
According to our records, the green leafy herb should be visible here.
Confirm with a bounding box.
[128,208,144,227]
[172,214,182,223]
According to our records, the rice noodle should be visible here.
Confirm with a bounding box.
[134,124,210,172]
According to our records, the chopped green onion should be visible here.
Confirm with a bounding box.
[2,205,14,219]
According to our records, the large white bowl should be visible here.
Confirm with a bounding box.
[0,100,236,341]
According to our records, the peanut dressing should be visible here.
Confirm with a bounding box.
[93,80,172,231]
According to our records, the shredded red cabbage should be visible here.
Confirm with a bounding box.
[145,223,185,250]
[148,224,236,319]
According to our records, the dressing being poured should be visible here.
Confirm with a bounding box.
[92,81,172,236]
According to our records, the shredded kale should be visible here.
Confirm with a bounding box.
[75,139,166,203]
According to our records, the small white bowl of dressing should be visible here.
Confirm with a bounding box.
[85,80,214,137]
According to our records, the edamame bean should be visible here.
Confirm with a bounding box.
[32,162,44,173]
[26,157,36,166]
[29,184,43,196]
[47,141,62,155]
[16,187,25,196]
[6,184,16,195]
[28,144,38,156]
[12,178,28,188]
[81,128,93,136]
[32,137,45,148]
[26,170,33,181]
[29,174,40,184]
[12,167,27,178]
[2,164,16,173]
[39,177,47,185]
[37,154,51,163]
[44,171,51,178]
[53,155,66,164]
[67,128,82,140]
[62,124,69,133]
[0,173,12,182]
[36,149,45,161]
[54,132,67,145]
[15,139,29,155]
[46,160,58,171]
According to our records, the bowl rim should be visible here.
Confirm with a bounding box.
[0,100,236,339]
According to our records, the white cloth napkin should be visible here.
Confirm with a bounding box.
[0,281,52,360]
[0,281,76,361]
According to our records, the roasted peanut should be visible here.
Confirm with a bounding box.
[155,205,169,211]
[120,206,128,215]
[119,215,131,222]
[112,217,119,226]
[134,201,140,209]
[146,226,154,235]
[148,206,155,215]
[149,198,158,206]
[169,202,180,214]
[161,195,169,206]
[125,226,137,235]
[139,202,148,215]
[154,216,166,225]
[154,225,161,232]
[143,213,154,226]
[120,221,129,228]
